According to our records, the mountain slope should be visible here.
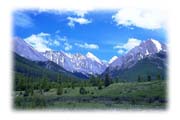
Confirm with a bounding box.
[104,51,167,81]
[14,53,85,82]
[13,37,47,61]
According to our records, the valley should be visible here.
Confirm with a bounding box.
[13,37,167,110]
[12,9,168,111]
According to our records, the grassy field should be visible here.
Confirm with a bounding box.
[14,80,167,110]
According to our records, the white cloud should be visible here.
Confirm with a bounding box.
[24,33,52,52]
[114,38,142,54]
[34,9,92,28]
[37,8,91,17]
[67,17,91,27]
[14,11,33,28]
[37,9,66,15]
[74,10,88,17]
[112,8,166,29]
[64,43,72,51]
[55,30,60,34]
[75,43,99,49]
[53,40,60,46]
[55,35,67,42]
[24,32,65,52]
[67,10,90,27]
[117,49,125,54]
[102,60,108,63]
[38,32,50,37]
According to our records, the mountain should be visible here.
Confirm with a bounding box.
[42,51,107,76]
[13,37,47,61]
[103,39,167,81]
[13,37,167,80]
[109,39,166,70]
[13,37,88,79]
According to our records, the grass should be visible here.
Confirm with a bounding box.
[14,80,167,110]
[47,102,165,110]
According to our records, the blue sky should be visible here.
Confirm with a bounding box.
[13,9,167,62]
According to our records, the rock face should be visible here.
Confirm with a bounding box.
[13,37,107,76]
[13,37,47,61]
[43,51,107,76]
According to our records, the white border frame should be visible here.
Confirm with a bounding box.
[0,0,179,120]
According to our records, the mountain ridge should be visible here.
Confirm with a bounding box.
[13,37,167,80]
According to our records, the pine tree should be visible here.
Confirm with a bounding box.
[57,74,62,84]
[104,73,110,87]
[90,75,97,86]
[57,84,63,95]
[138,75,141,82]
[79,87,86,95]
[147,75,151,81]
[157,74,161,80]
[97,78,103,90]
[42,76,49,92]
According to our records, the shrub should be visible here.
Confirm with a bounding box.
[19,91,23,95]
[57,85,63,95]
[137,75,141,82]
[147,75,151,81]
[14,96,22,107]
[23,89,29,97]
[30,88,34,96]
[44,88,50,92]
[79,87,86,95]
[64,89,67,94]
[32,95,47,108]
[72,84,75,89]
[98,85,102,90]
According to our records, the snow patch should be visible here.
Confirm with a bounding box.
[64,52,73,58]
[151,39,162,52]
[86,52,102,64]
[109,56,118,64]
[145,50,149,55]
[56,58,58,64]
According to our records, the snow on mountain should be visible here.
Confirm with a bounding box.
[43,51,107,75]
[109,39,166,70]
[150,39,162,52]
[86,52,102,65]
[13,37,47,61]
[109,56,118,64]
[14,36,165,77]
